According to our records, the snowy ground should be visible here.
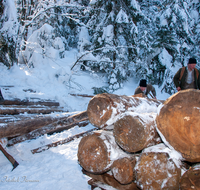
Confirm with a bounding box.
[0,49,172,190]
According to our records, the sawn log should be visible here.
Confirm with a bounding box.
[113,113,161,153]
[77,130,128,174]
[87,93,162,128]
[156,89,200,162]
[135,152,181,189]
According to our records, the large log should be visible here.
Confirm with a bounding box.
[111,156,137,185]
[179,164,200,190]
[113,113,161,153]
[87,93,162,128]
[77,130,127,174]
[135,152,181,190]
[156,89,200,162]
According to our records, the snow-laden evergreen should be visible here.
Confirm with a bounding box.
[0,0,199,95]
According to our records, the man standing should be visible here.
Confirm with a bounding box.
[173,58,200,91]
[0,89,3,100]
[134,79,156,99]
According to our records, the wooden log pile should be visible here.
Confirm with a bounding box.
[0,99,89,146]
[78,91,200,190]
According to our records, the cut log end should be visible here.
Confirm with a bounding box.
[136,152,181,190]
[156,89,200,162]
[78,133,110,174]
[113,114,159,153]
[111,157,136,185]
[179,166,200,190]
[87,93,113,128]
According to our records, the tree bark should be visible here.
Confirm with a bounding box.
[113,113,161,153]
[135,152,181,190]
[87,93,162,128]
[156,89,200,162]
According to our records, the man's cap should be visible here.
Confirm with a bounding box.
[188,58,197,64]
[139,79,147,87]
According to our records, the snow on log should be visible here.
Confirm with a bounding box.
[156,89,200,162]
[135,152,181,190]
[113,113,161,153]
[111,156,137,185]
[179,164,200,190]
[77,130,128,174]
[87,93,162,128]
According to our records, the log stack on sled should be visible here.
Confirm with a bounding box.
[78,89,200,190]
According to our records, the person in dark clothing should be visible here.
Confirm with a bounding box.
[173,58,200,91]
[134,79,156,99]
[0,89,4,100]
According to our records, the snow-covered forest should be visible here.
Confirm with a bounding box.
[0,1,200,190]
[1,0,199,95]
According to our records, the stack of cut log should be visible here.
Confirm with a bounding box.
[78,90,200,190]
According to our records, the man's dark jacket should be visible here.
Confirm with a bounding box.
[134,84,156,97]
[173,67,200,90]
